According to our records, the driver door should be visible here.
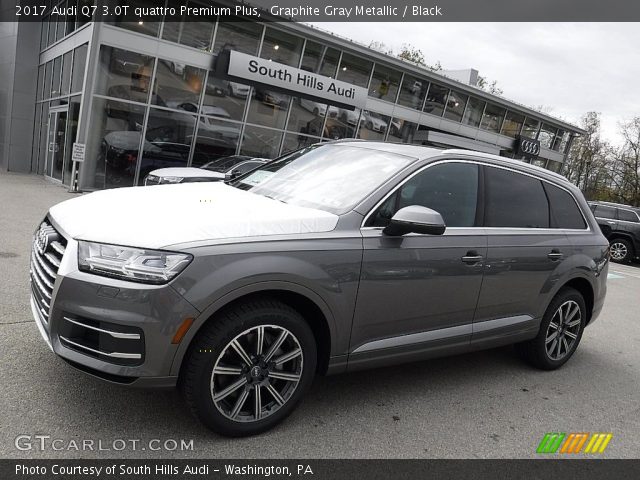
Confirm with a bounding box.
[349,161,487,369]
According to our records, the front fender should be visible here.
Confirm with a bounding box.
[168,279,343,376]
[168,243,362,375]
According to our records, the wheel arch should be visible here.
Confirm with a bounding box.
[171,282,335,377]
[557,277,595,325]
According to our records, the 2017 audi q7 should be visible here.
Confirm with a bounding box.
[30,141,609,437]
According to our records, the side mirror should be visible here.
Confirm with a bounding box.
[382,205,446,236]
[225,170,239,181]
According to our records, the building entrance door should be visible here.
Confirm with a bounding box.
[44,107,69,183]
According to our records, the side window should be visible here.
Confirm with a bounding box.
[367,162,479,228]
[484,167,549,228]
[593,205,616,220]
[618,209,640,223]
[544,183,587,229]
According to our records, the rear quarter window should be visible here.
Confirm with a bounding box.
[618,209,640,223]
[543,183,587,229]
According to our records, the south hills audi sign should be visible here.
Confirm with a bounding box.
[217,50,368,110]
[516,136,541,158]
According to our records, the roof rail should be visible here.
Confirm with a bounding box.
[590,200,638,209]
[441,149,568,182]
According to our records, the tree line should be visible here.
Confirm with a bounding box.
[563,112,640,207]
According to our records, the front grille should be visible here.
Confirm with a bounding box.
[59,315,145,366]
[30,219,66,324]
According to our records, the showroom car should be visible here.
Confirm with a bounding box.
[30,141,608,437]
[145,155,268,185]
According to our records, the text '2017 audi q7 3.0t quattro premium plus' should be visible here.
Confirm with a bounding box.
[30,141,609,436]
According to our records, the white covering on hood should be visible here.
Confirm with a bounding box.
[49,182,339,249]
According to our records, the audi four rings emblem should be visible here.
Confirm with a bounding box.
[34,224,57,254]
[519,139,540,156]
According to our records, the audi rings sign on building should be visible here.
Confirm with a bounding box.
[516,136,541,158]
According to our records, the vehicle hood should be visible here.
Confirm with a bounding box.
[149,167,224,179]
[48,183,339,249]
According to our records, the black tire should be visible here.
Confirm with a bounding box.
[609,238,633,264]
[180,299,317,437]
[516,287,586,370]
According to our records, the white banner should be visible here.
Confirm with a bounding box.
[227,51,368,109]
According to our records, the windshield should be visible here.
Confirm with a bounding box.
[234,144,416,215]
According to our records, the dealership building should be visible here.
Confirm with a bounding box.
[0,1,586,190]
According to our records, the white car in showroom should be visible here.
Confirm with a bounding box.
[361,111,388,133]
[145,155,267,185]
[298,98,339,118]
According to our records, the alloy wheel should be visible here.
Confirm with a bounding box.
[545,300,582,361]
[210,325,303,423]
[610,242,628,261]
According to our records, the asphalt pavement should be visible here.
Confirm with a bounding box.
[0,171,639,459]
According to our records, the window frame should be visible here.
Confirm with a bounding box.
[361,159,590,232]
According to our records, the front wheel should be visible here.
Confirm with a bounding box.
[180,299,317,437]
[516,288,586,370]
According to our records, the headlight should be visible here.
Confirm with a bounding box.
[159,176,184,184]
[78,241,192,284]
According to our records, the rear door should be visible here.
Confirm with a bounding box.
[472,165,571,344]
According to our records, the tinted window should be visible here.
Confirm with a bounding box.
[544,183,586,229]
[593,205,616,219]
[485,167,549,228]
[368,163,479,228]
[618,209,640,223]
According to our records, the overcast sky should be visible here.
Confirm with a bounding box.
[310,22,640,145]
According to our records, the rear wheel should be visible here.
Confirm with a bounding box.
[516,288,586,370]
[609,239,632,263]
[180,299,317,437]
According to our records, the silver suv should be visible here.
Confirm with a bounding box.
[30,141,609,436]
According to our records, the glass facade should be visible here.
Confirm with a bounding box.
[501,111,524,138]
[33,41,88,183]
[30,12,580,190]
[462,97,485,127]
[40,0,92,51]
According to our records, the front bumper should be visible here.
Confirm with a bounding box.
[30,219,200,387]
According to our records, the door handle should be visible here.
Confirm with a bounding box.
[548,250,563,260]
[461,251,483,264]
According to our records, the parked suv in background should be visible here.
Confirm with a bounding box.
[589,201,640,263]
[31,141,609,437]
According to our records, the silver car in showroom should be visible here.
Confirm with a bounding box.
[30,141,608,436]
